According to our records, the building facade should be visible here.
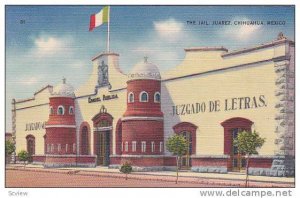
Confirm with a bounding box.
[11,33,295,176]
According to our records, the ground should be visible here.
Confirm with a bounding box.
[5,165,294,188]
[6,169,214,187]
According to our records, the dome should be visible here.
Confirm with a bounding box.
[128,57,161,80]
[51,78,75,98]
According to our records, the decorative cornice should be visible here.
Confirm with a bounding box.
[110,154,165,158]
[222,38,294,57]
[185,46,228,52]
[94,126,113,132]
[121,116,164,121]
[191,155,230,159]
[45,125,76,128]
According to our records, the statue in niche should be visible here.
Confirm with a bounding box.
[98,60,109,87]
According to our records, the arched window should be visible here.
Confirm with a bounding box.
[69,106,74,115]
[154,92,161,103]
[139,91,148,102]
[128,92,134,103]
[49,106,54,115]
[57,105,64,115]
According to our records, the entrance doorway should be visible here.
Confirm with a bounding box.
[26,135,35,163]
[231,128,247,172]
[95,131,110,166]
[180,131,192,169]
[92,105,113,166]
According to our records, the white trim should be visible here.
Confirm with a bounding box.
[141,141,146,153]
[139,91,148,102]
[57,105,65,115]
[159,141,163,153]
[121,116,163,121]
[110,154,166,158]
[45,125,76,128]
[125,141,128,152]
[128,92,134,103]
[154,92,161,103]
[151,141,155,152]
[191,155,230,159]
[93,126,113,132]
[132,141,137,152]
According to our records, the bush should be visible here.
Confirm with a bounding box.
[119,161,133,180]
[17,150,29,167]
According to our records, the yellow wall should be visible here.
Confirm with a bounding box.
[162,61,277,155]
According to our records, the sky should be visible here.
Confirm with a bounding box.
[5,5,295,132]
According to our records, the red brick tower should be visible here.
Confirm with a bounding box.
[45,78,76,156]
[121,57,164,159]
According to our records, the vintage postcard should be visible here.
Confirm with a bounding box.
[5,5,295,192]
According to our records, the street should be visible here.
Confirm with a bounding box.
[6,169,214,187]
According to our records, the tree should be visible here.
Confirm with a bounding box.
[233,130,265,187]
[166,134,189,184]
[119,161,133,180]
[17,150,29,168]
[5,140,15,164]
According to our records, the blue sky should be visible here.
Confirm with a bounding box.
[5,5,295,131]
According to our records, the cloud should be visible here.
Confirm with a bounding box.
[16,76,42,86]
[221,17,262,40]
[30,34,74,58]
[154,18,184,42]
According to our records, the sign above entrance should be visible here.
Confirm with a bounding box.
[88,94,118,103]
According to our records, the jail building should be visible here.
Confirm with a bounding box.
[11,33,295,176]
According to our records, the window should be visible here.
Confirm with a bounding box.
[51,144,54,152]
[47,144,50,153]
[132,141,137,152]
[121,142,123,152]
[57,105,64,115]
[128,92,134,103]
[73,143,76,153]
[139,91,148,102]
[154,92,161,103]
[69,106,74,115]
[151,141,155,152]
[66,144,68,153]
[49,106,54,115]
[160,141,163,153]
[125,142,128,152]
[141,141,146,153]
[58,144,61,152]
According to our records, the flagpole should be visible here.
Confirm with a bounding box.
[107,6,110,53]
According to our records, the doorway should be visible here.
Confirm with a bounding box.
[180,131,192,169]
[231,128,246,172]
[26,135,35,163]
[95,131,110,166]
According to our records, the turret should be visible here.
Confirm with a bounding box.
[121,58,164,155]
[45,78,76,155]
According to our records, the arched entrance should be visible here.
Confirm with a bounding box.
[92,106,113,166]
[26,135,35,162]
[221,117,253,172]
[173,122,197,169]
[79,122,91,155]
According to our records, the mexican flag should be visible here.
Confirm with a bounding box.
[89,6,109,31]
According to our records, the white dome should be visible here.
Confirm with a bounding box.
[51,78,75,98]
[128,57,161,80]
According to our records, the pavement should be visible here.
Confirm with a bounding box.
[6,164,295,187]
